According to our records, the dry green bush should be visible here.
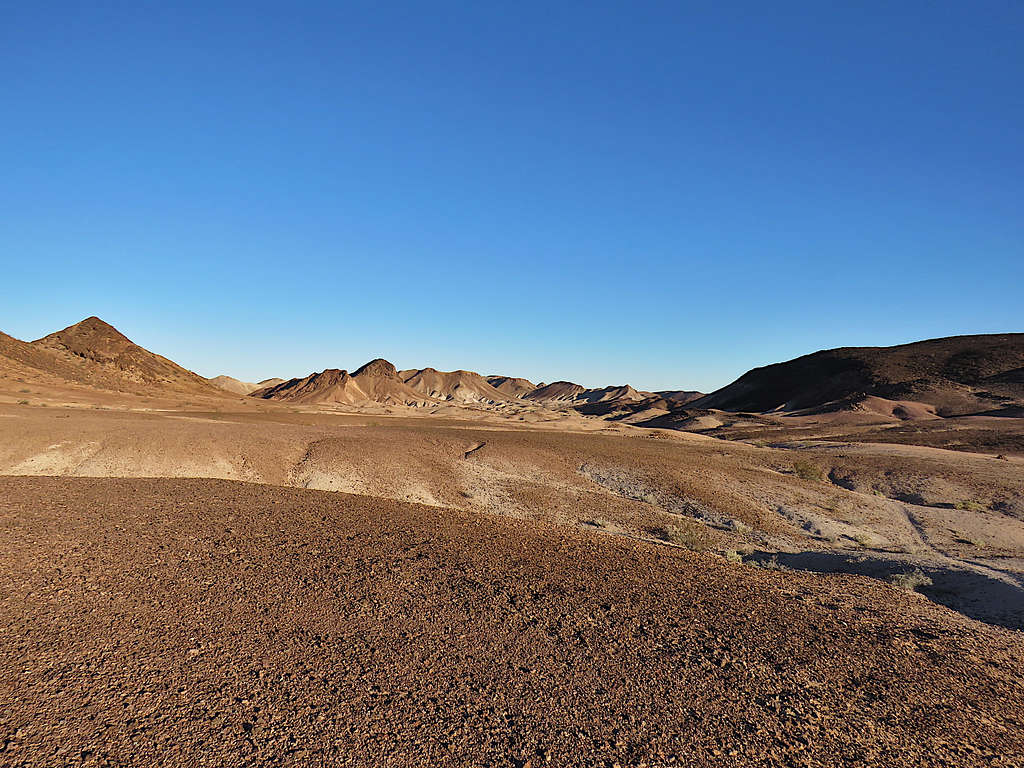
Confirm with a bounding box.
[793,460,825,482]
[955,499,986,512]
[890,569,933,592]
[646,522,712,551]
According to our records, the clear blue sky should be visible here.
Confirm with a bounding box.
[2,2,1021,391]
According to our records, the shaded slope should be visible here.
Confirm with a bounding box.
[657,389,704,405]
[691,334,1024,416]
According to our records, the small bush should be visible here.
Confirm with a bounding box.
[852,533,874,548]
[754,555,791,572]
[955,499,986,512]
[646,522,712,551]
[890,569,933,592]
[723,549,744,563]
[793,460,824,482]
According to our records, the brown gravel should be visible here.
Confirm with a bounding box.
[1,477,1023,767]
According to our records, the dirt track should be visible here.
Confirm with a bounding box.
[2,476,1022,767]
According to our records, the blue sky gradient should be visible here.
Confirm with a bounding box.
[2,2,1021,391]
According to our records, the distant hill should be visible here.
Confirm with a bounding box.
[402,368,512,404]
[525,381,652,406]
[524,381,587,403]
[486,375,536,398]
[690,334,1024,416]
[2,317,220,396]
[210,375,285,395]
[251,359,436,407]
[576,385,649,404]
[656,390,704,406]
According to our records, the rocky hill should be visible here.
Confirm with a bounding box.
[690,334,1024,416]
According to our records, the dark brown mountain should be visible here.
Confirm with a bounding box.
[1,317,219,395]
[31,316,217,393]
[690,334,1024,416]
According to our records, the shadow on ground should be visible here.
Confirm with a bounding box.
[744,550,1024,632]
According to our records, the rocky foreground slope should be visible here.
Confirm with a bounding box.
[2,476,1021,767]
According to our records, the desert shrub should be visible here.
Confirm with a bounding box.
[753,555,791,571]
[955,499,986,512]
[793,460,824,482]
[852,533,874,548]
[646,522,712,551]
[890,569,933,592]
[723,549,744,563]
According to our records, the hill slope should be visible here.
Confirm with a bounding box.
[30,317,218,394]
[0,330,88,383]
[2,317,222,396]
[691,334,1024,416]
[486,375,536,397]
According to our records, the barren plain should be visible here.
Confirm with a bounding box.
[2,319,1023,766]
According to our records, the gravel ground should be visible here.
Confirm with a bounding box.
[1,476,1023,767]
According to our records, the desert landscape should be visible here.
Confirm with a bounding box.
[1,316,1023,766]
[6,2,1022,764]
